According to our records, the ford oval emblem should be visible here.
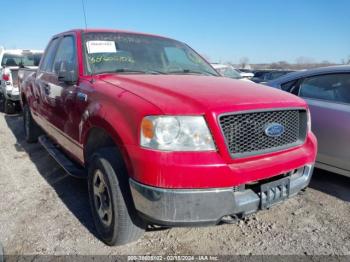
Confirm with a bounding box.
[264,123,285,137]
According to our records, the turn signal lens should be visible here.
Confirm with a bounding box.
[141,118,154,139]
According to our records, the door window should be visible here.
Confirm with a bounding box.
[52,36,77,75]
[299,74,350,104]
[40,38,60,72]
[281,79,299,94]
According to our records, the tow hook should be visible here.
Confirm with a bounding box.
[220,215,239,224]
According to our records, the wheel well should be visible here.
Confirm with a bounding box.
[21,94,27,105]
[84,127,117,163]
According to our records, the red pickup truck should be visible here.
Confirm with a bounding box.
[20,29,317,246]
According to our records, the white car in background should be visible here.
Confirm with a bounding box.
[0,49,42,113]
[236,68,254,79]
[211,63,254,82]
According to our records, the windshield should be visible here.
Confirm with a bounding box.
[216,67,242,79]
[83,32,218,76]
[1,53,42,67]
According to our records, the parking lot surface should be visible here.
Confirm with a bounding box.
[0,112,350,256]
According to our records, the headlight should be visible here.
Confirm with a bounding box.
[307,109,311,132]
[140,116,216,151]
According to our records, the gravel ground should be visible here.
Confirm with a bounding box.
[0,112,350,257]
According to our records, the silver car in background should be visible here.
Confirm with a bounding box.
[267,65,350,177]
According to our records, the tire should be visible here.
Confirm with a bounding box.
[4,98,15,114]
[23,104,42,143]
[15,102,22,113]
[88,147,145,246]
[0,93,4,112]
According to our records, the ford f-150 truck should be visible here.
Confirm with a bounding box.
[20,29,317,246]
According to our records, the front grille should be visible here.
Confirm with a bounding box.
[219,109,307,158]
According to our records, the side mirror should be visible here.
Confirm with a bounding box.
[58,70,78,84]
[57,61,78,84]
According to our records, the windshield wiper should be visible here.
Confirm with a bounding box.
[104,68,166,75]
[167,69,218,76]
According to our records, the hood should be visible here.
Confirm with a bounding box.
[99,74,307,114]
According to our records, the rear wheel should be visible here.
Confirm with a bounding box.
[88,147,145,246]
[23,104,42,143]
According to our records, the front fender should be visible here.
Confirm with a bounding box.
[80,91,162,170]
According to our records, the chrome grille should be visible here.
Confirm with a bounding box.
[219,109,307,158]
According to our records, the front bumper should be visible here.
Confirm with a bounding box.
[4,88,20,101]
[130,164,314,226]
[6,93,20,101]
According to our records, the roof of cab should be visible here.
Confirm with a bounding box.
[54,28,176,41]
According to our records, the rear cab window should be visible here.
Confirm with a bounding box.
[1,53,42,67]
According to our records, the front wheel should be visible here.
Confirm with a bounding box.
[88,147,145,246]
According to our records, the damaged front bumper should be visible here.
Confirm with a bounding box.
[129,164,314,226]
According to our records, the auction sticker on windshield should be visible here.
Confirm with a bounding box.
[86,41,117,53]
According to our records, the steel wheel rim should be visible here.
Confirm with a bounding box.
[93,170,113,227]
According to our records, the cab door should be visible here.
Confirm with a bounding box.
[34,37,61,130]
[45,34,84,159]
